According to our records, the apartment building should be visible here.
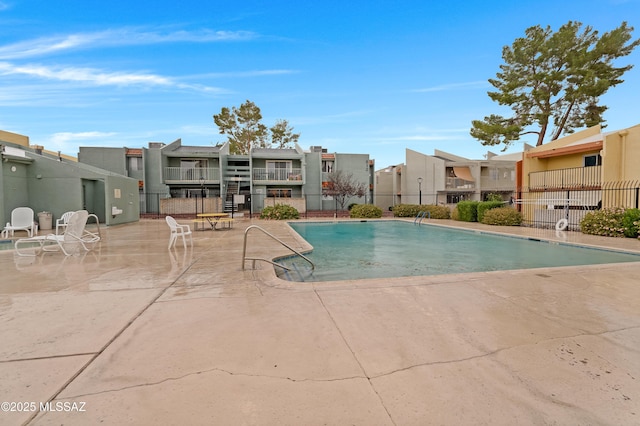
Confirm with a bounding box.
[519,123,640,228]
[79,140,375,215]
[374,148,519,211]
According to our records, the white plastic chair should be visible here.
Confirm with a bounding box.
[166,216,193,249]
[56,211,75,235]
[15,210,101,256]
[2,207,37,238]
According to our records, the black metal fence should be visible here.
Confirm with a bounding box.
[140,193,223,218]
[515,182,639,230]
[140,182,639,229]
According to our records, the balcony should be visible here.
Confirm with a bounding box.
[252,168,303,183]
[480,176,515,190]
[164,167,219,183]
[529,166,601,191]
[446,177,475,190]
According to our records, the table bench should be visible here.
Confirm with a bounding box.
[192,218,210,231]
[193,216,234,230]
[215,217,234,229]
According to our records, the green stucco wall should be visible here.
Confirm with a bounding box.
[1,143,139,227]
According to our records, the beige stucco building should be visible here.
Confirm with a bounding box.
[375,148,519,211]
[519,123,640,228]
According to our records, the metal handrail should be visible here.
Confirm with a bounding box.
[242,225,315,271]
[414,211,429,225]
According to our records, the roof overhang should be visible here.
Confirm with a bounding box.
[525,141,603,159]
[2,154,34,164]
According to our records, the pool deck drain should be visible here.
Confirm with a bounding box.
[1,218,639,425]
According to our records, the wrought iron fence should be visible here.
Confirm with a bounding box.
[140,182,639,229]
[515,181,639,230]
[140,193,213,218]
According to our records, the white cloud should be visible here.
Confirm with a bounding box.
[188,69,299,79]
[0,61,226,93]
[412,81,489,93]
[0,28,258,60]
[0,62,170,85]
[46,131,117,151]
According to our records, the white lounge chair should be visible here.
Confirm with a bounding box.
[15,210,100,256]
[166,216,193,249]
[56,211,75,235]
[1,207,37,238]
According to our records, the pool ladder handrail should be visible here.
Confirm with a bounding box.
[242,225,315,271]
[414,211,430,225]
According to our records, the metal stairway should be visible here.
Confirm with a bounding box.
[225,181,239,212]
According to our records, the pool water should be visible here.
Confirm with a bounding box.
[279,221,640,282]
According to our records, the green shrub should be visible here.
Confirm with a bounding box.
[622,208,640,238]
[580,207,626,237]
[456,201,479,222]
[485,193,503,202]
[481,207,522,226]
[350,204,383,218]
[348,203,357,211]
[392,204,423,217]
[477,201,505,222]
[392,204,450,219]
[450,206,459,221]
[424,205,450,219]
[260,204,299,220]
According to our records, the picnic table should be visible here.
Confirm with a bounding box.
[194,213,234,230]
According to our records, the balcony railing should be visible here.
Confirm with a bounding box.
[253,168,302,182]
[164,167,219,182]
[446,177,475,190]
[480,176,515,190]
[529,166,601,191]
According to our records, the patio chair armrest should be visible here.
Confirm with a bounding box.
[177,224,191,232]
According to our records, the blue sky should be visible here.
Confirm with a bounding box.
[1,0,639,168]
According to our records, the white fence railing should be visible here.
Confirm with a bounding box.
[164,167,220,181]
[252,168,302,181]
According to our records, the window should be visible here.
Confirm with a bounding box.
[322,160,334,173]
[583,154,602,167]
[446,194,462,203]
[128,156,143,171]
[266,161,291,180]
[267,188,292,198]
[181,159,208,180]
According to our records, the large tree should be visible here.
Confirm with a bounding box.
[213,100,300,154]
[471,21,639,149]
[270,119,299,149]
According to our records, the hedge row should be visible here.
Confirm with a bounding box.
[392,204,450,219]
[350,204,383,218]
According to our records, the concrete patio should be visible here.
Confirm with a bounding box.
[1,218,639,425]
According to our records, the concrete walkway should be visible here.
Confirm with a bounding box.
[1,218,639,425]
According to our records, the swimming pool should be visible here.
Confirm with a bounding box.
[279,221,640,282]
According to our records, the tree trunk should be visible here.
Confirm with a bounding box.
[551,99,576,141]
[537,121,548,146]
